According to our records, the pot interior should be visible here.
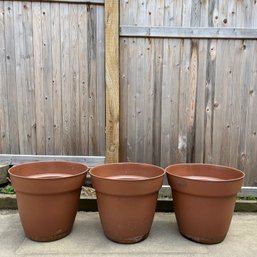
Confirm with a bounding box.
[90,163,165,181]
[9,161,88,179]
[166,164,245,182]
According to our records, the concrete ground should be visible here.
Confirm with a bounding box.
[0,211,256,257]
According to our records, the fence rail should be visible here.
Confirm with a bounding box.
[120,26,257,39]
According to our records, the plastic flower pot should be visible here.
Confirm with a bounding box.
[166,163,245,244]
[90,162,165,244]
[8,161,88,242]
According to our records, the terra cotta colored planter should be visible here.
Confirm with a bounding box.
[90,162,165,244]
[8,161,88,241]
[166,163,244,244]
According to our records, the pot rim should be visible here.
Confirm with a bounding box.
[8,161,89,181]
[165,163,245,182]
[89,162,165,181]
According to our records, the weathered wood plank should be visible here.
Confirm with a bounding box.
[105,0,119,162]
[0,154,105,167]
[0,1,10,153]
[96,5,105,156]
[244,41,257,186]
[177,39,191,163]
[152,1,164,165]
[160,39,181,167]
[228,40,242,168]
[134,40,145,162]
[87,5,97,155]
[23,2,36,154]
[41,2,54,154]
[78,3,89,155]
[120,26,257,39]
[237,41,252,174]
[212,40,228,165]
[119,36,128,162]
[13,1,35,154]
[10,0,104,4]
[194,39,207,163]
[3,1,19,153]
[32,2,45,154]
[151,38,164,165]
[69,4,80,154]
[60,3,71,154]
[126,38,137,162]
[133,2,146,162]
[187,39,198,162]
[51,2,63,154]
[203,39,216,163]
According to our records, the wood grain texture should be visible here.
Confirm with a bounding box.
[10,0,104,4]
[1,0,257,187]
[119,0,257,186]
[120,26,257,39]
[0,1,9,153]
[105,0,119,162]
[0,1,105,156]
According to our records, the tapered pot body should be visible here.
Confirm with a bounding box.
[90,162,165,244]
[166,163,244,244]
[9,161,88,241]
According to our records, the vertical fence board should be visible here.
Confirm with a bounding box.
[3,1,19,153]
[194,39,207,163]
[177,40,190,163]
[229,40,242,168]
[96,5,105,156]
[60,3,71,155]
[126,38,137,162]
[244,41,257,186]
[41,2,54,154]
[160,39,181,167]
[105,0,119,162]
[203,40,216,163]
[0,1,9,153]
[32,2,45,154]
[69,4,80,154]
[152,1,164,165]
[78,3,89,155]
[119,37,128,161]
[13,1,34,154]
[212,40,228,165]
[51,2,63,154]
[23,2,36,154]
[88,5,97,155]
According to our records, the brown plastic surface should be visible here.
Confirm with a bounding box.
[166,163,245,244]
[90,162,165,244]
[9,161,88,242]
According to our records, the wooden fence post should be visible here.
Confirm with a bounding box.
[105,0,120,163]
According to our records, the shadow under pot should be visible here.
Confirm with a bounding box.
[8,161,88,242]
[90,162,165,244]
[166,163,245,244]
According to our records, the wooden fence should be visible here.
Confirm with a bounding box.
[0,0,105,156]
[1,0,257,186]
[119,0,257,186]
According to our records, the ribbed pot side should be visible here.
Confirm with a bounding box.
[8,161,88,242]
[166,163,245,244]
[90,162,165,244]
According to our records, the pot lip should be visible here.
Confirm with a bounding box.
[165,163,245,182]
[8,161,89,180]
[89,162,165,181]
